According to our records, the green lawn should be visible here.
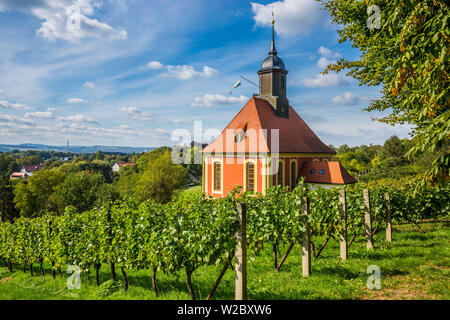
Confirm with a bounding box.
[0,222,448,300]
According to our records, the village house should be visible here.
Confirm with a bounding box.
[10,163,44,179]
[201,21,355,198]
[112,162,136,173]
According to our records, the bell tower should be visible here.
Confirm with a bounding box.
[257,12,289,118]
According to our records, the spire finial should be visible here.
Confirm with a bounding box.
[270,9,277,56]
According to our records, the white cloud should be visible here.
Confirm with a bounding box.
[119,106,140,115]
[83,81,95,89]
[0,100,33,110]
[304,74,348,87]
[318,46,340,59]
[25,109,55,119]
[57,114,99,124]
[0,0,127,43]
[251,0,327,36]
[317,57,335,69]
[0,113,34,124]
[119,106,153,121]
[67,98,87,104]
[165,65,219,80]
[332,92,370,105]
[146,61,164,70]
[191,94,249,107]
[0,89,4,95]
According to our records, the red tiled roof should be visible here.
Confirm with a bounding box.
[22,163,43,173]
[116,162,135,167]
[300,161,356,185]
[202,97,335,154]
[10,172,27,178]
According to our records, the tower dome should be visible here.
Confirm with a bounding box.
[260,54,286,71]
[257,14,289,118]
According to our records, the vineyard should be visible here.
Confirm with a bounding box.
[0,177,448,300]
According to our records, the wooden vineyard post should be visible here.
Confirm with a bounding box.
[385,192,392,243]
[338,189,348,261]
[302,196,311,277]
[235,202,247,300]
[363,189,373,250]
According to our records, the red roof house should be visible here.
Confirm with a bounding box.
[201,21,355,197]
[20,163,44,176]
[112,162,136,173]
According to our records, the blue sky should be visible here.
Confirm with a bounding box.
[0,0,411,148]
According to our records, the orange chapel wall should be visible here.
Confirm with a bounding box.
[204,157,264,198]
[203,155,331,198]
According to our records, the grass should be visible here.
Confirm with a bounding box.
[0,222,448,300]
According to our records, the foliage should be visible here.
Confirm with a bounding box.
[13,170,65,217]
[55,171,107,213]
[0,176,447,299]
[96,280,124,297]
[0,173,18,222]
[320,0,449,182]
[132,151,188,203]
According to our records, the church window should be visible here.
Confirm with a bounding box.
[277,160,284,186]
[213,161,222,192]
[246,161,255,192]
[290,160,297,189]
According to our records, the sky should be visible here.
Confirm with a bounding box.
[0,0,411,148]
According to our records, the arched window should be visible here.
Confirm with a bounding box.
[246,161,255,192]
[213,161,222,192]
[290,160,297,189]
[277,160,284,186]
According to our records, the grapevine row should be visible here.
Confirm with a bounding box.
[0,177,448,298]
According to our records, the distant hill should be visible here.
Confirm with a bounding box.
[0,143,154,154]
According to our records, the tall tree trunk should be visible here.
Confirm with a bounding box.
[39,258,45,276]
[111,263,116,281]
[58,267,62,278]
[152,267,159,297]
[95,263,101,286]
[121,267,128,291]
[22,264,26,273]
[30,263,34,276]
[185,268,196,300]
[51,262,56,279]
[7,259,12,272]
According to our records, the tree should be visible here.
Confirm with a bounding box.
[0,174,18,222]
[56,171,107,213]
[0,154,18,174]
[382,136,404,159]
[133,151,187,203]
[320,0,449,182]
[115,165,139,199]
[95,150,105,160]
[14,170,65,217]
